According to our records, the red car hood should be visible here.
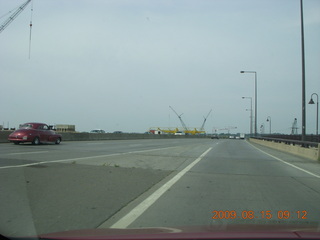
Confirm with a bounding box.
[19,224,320,240]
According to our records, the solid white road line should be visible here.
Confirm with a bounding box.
[248,141,320,179]
[8,151,49,155]
[110,147,213,229]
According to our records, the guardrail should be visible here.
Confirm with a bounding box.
[260,134,320,143]
[252,136,319,148]
[249,137,320,161]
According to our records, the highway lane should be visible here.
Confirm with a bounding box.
[102,139,320,228]
[0,139,208,168]
[1,139,320,237]
[0,139,214,237]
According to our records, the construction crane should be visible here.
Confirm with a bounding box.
[0,0,31,34]
[200,109,212,131]
[169,106,189,132]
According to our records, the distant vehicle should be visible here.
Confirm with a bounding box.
[229,135,235,139]
[8,123,62,145]
[90,129,105,133]
[211,134,219,139]
[174,131,185,135]
[113,131,123,134]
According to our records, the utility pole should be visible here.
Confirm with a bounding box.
[300,0,306,140]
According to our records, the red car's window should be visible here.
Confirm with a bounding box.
[19,124,33,129]
[38,125,49,130]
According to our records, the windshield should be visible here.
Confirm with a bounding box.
[19,124,33,129]
[1,0,320,239]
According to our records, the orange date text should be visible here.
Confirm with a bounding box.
[211,210,307,220]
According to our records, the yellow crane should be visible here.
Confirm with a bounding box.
[168,106,212,135]
[169,106,189,133]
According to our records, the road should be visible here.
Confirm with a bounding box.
[1,138,320,237]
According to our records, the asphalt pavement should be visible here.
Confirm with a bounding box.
[1,139,320,237]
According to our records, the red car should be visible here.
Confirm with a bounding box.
[8,122,62,145]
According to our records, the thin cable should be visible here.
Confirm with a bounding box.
[28,0,33,59]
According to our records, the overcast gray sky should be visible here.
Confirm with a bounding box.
[1,0,319,134]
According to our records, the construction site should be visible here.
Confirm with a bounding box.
[149,106,212,135]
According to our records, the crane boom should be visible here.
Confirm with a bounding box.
[200,109,212,131]
[169,106,189,131]
[0,0,31,34]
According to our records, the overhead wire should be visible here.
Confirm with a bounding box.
[28,0,33,59]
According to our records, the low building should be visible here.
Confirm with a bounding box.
[55,124,76,132]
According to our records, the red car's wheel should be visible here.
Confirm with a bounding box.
[55,137,61,144]
[32,137,40,145]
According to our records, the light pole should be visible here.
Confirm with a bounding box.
[242,97,253,136]
[308,93,319,135]
[241,71,257,136]
[300,0,306,140]
[266,116,272,135]
[260,123,265,134]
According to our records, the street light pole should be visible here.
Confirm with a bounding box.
[300,0,306,140]
[308,93,319,136]
[242,97,253,136]
[260,123,265,134]
[266,116,272,134]
[241,71,257,136]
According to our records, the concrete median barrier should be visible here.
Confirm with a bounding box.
[0,131,207,143]
[249,138,320,161]
[0,131,13,143]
